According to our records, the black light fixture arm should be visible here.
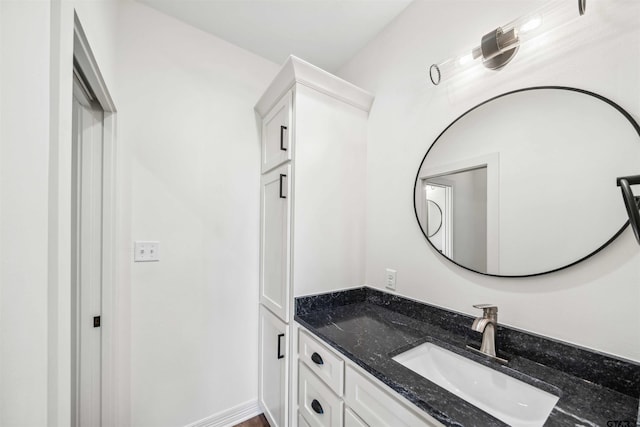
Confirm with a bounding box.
[616,175,640,245]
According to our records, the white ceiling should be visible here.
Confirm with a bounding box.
[138,0,413,72]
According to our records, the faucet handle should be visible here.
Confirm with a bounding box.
[473,304,498,317]
[473,304,497,310]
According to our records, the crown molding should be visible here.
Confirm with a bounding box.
[255,55,374,117]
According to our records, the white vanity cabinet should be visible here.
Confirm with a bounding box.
[259,306,289,427]
[344,408,367,427]
[298,363,343,427]
[344,366,441,427]
[256,55,373,427]
[297,328,443,427]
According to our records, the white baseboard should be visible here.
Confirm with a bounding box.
[184,400,262,427]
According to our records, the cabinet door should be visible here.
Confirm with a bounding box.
[344,366,442,427]
[259,306,289,427]
[299,413,312,427]
[261,90,292,173]
[260,163,291,322]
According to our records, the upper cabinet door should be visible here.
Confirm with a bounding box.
[262,90,293,173]
[260,163,292,322]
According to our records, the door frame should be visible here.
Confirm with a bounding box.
[73,15,118,427]
[416,153,500,273]
[48,10,120,427]
[421,181,453,258]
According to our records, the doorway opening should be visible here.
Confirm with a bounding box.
[71,14,118,427]
[71,65,105,427]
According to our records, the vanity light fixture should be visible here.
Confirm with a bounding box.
[429,0,587,85]
[617,175,640,245]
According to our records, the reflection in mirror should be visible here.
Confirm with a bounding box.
[425,167,488,273]
[425,199,443,238]
[414,87,640,277]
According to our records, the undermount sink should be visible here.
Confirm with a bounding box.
[392,342,559,427]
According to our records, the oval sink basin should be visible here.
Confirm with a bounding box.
[392,343,559,427]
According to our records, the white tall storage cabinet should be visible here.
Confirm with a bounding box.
[256,56,373,427]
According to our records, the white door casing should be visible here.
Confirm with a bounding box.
[72,74,105,427]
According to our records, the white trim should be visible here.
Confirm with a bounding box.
[72,15,119,427]
[183,400,262,427]
[72,16,115,113]
[254,55,374,116]
[99,111,118,427]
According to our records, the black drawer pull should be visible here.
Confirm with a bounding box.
[311,352,324,365]
[280,125,288,151]
[279,174,287,199]
[311,399,324,415]
[277,333,285,359]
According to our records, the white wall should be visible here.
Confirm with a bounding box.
[0,2,51,425]
[445,168,487,272]
[115,3,279,426]
[338,0,640,361]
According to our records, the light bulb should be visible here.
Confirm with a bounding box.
[458,53,474,66]
[520,15,542,34]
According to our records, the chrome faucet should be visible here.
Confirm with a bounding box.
[468,304,507,363]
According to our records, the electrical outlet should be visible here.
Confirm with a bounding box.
[134,241,160,262]
[385,268,397,290]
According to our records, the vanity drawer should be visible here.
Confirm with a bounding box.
[344,407,367,427]
[299,362,343,427]
[344,366,441,427]
[299,329,345,396]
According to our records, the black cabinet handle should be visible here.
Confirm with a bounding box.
[311,352,324,365]
[279,174,287,199]
[280,125,288,151]
[311,399,324,415]
[277,333,285,359]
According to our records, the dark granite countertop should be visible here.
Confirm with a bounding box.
[294,287,640,427]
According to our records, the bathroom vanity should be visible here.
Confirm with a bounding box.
[294,287,640,427]
[255,54,640,427]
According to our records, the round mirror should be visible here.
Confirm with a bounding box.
[414,87,640,277]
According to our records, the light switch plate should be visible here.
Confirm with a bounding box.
[134,241,160,262]
[385,268,397,290]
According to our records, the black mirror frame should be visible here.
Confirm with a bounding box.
[413,86,640,278]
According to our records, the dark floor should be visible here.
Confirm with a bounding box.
[234,414,270,427]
